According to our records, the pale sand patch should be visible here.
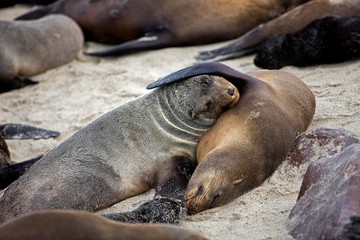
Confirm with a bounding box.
[1,5,359,239]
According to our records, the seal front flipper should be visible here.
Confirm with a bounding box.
[0,156,42,190]
[15,3,55,20]
[146,62,259,89]
[102,197,183,224]
[0,76,38,93]
[0,124,60,140]
[102,155,195,224]
[84,31,175,57]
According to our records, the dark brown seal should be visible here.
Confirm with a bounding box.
[254,16,360,69]
[16,0,310,56]
[196,0,360,61]
[0,210,207,240]
[184,69,316,214]
[0,14,83,93]
[0,68,240,223]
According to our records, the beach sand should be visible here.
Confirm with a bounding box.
[1,5,359,239]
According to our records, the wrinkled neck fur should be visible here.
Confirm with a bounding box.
[152,86,214,143]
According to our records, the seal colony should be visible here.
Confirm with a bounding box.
[196,0,360,62]
[15,0,310,56]
[0,210,207,240]
[0,69,239,223]
[0,14,83,93]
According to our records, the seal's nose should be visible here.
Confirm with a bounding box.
[227,88,235,96]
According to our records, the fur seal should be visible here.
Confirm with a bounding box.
[183,69,316,214]
[197,0,360,61]
[254,16,360,69]
[0,124,60,189]
[0,14,83,93]
[0,69,240,223]
[0,210,207,240]
[16,0,310,57]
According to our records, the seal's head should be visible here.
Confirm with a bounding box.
[184,167,237,214]
[173,75,239,121]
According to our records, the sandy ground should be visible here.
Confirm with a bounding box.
[1,5,359,240]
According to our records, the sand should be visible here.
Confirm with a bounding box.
[1,5,359,240]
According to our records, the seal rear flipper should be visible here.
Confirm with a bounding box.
[196,43,258,62]
[0,156,42,190]
[0,124,60,140]
[102,197,183,224]
[84,31,175,57]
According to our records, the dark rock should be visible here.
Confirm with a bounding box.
[287,127,359,166]
[286,144,360,239]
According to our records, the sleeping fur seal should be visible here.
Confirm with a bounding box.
[197,0,360,62]
[0,210,207,240]
[0,14,83,93]
[0,70,239,223]
[16,0,310,57]
[182,69,316,214]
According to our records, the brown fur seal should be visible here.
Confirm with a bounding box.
[0,14,83,93]
[16,0,310,56]
[0,68,240,223]
[184,70,316,214]
[0,210,207,240]
[197,0,360,61]
[0,124,60,189]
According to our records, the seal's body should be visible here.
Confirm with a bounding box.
[0,74,239,223]
[185,70,316,214]
[0,210,207,240]
[17,0,309,56]
[0,15,83,93]
[197,0,360,61]
[254,16,360,69]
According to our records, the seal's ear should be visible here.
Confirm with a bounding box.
[146,62,258,89]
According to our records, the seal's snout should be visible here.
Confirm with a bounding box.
[227,88,235,96]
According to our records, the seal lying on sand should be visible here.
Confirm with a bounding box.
[0,124,59,190]
[197,0,360,62]
[0,69,239,223]
[144,63,315,214]
[16,0,310,56]
[150,64,315,214]
[254,16,360,69]
[0,210,207,240]
[0,14,83,93]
